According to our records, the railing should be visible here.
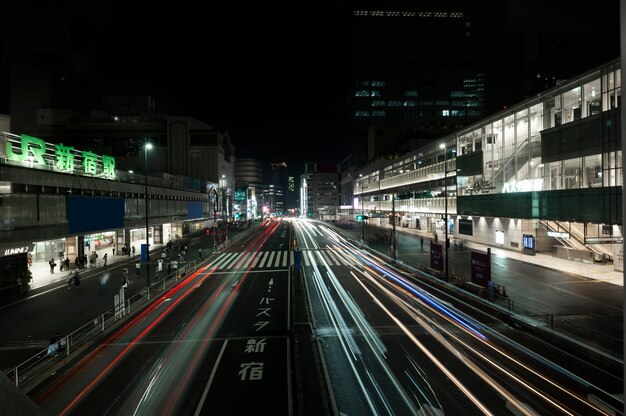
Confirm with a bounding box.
[540,220,613,261]
[323,220,623,359]
[4,225,255,391]
[485,137,529,192]
[5,261,197,391]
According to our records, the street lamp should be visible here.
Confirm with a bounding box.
[144,142,153,297]
[359,174,365,243]
[439,143,449,281]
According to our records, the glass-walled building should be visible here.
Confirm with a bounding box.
[352,58,622,271]
[457,61,621,197]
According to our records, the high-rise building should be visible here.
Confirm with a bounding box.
[235,159,263,220]
[346,1,484,165]
[301,163,340,220]
[270,162,288,213]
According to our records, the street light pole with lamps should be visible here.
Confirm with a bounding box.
[439,143,449,281]
[144,142,153,297]
[358,174,365,243]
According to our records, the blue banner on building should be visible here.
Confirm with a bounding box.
[187,201,203,219]
[67,196,124,234]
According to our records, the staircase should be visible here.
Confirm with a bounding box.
[540,220,614,262]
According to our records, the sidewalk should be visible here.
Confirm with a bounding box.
[28,241,166,291]
[357,220,624,287]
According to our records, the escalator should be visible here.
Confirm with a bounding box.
[539,220,615,262]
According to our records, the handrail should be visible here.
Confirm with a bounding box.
[3,225,256,392]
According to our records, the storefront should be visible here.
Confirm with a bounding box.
[84,231,116,253]
[33,238,66,262]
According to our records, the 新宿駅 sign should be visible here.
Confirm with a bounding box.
[3,133,116,179]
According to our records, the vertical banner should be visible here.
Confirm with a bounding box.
[430,242,443,272]
[294,249,302,271]
[471,250,491,287]
[141,243,149,263]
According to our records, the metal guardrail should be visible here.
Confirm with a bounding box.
[323,220,623,359]
[5,261,197,390]
[5,224,258,391]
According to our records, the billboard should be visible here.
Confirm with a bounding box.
[430,242,443,272]
[67,196,124,234]
[187,201,203,219]
[470,250,491,287]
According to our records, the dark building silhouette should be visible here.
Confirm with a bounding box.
[345,1,484,166]
[341,1,620,167]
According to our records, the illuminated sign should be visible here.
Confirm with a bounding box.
[502,179,543,193]
[4,134,116,179]
[495,230,504,244]
[547,231,570,239]
[234,190,247,201]
[1,243,35,257]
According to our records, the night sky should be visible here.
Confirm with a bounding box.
[1,1,621,167]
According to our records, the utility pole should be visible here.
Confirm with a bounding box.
[144,142,153,298]
[391,193,397,260]
[439,143,449,281]
[361,193,365,244]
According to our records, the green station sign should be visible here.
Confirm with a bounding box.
[4,134,116,179]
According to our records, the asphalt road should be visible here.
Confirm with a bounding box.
[293,219,622,415]
[32,219,294,415]
[335,220,623,355]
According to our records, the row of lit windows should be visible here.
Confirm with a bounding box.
[353,10,463,18]
[359,97,481,108]
[370,100,418,107]
[357,89,482,99]
[442,110,481,117]
[356,109,478,118]
[355,110,387,117]
[360,81,386,87]
[355,90,381,97]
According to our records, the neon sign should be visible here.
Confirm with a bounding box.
[4,134,116,179]
[502,179,543,193]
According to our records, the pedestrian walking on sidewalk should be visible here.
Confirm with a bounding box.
[112,247,115,256]
[49,258,56,274]
[132,246,136,256]
[420,236,424,251]
[135,261,141,277]
[103,253,108,267]
[198,248,202,260]
[157,258,164,274]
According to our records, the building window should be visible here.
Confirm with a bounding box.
[442,110,450,117]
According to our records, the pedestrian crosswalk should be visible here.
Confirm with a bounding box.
[209,249,357,270]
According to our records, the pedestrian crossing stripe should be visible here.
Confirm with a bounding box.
[209,249,355,270]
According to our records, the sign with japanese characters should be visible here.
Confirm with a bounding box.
[2,133,116,179]
[200,337,290,414]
